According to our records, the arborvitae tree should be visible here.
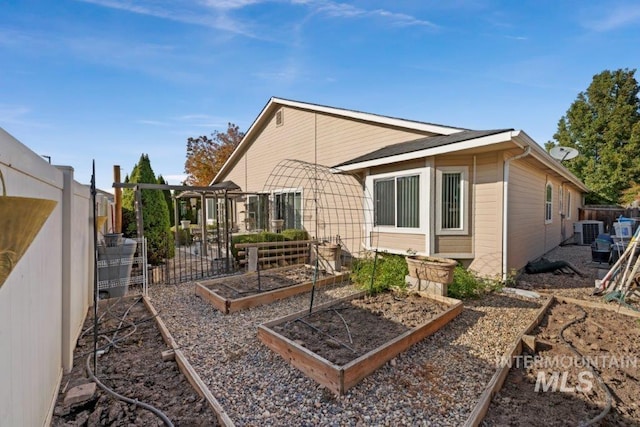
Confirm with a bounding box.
[122,154,174,264]
[547,68,640,204]
[157,175,175,226]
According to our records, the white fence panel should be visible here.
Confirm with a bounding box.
[0,128,94,426]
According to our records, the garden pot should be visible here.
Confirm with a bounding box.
[181,220,191,230]
[406,255,456,284]
[271,219,284,233]
[315,243,341,274]
[317,243,340,261]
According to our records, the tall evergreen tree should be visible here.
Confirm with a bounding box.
[122,154,174,264]
[157,175,175,226]
[547,68,640,204]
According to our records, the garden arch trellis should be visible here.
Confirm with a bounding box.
[261,159,380,308]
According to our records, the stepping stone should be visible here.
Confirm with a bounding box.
[64,382,97,406]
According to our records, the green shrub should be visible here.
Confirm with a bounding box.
[281,229,309,241]
[351,252,408,295]
[448,265,503,299]
[176,228,193,246]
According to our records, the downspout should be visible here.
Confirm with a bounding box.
[502,145,531,282]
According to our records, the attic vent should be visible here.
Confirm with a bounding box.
[276,109,283,127]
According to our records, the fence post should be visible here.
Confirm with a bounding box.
[248,247,258,272]
[59,166,74,373]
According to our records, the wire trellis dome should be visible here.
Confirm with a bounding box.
[262,159,378,266]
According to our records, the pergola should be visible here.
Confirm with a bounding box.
[111,180,241,258]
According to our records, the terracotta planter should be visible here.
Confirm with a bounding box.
[317,243,340,261]
[406,255,456,284]
[271,219,284,232]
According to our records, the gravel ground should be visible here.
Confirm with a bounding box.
[517,243,640,306]
[149,277,547,425]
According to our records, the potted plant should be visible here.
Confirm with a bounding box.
[405,250,457,284]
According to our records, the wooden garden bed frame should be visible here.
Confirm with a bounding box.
[463,295,640,427]
[142,296,234,427]
[257,291,463,395]
[195,264,349,314]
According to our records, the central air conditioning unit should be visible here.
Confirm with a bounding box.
[573,220,604,245]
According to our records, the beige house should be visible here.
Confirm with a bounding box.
[212,97,589,280]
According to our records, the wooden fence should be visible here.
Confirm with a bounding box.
[579,205,639,233]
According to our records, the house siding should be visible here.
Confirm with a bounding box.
[468,152,504,278]
[376,232,425,252]
[506,158,583,271]
[223,106,431,193]
[434,235,472,253]
[218,100,587,279]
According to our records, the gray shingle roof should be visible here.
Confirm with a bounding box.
[335,129,513,167]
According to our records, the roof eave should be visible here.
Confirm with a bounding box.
[511,130,589,193]
[212,97,466,184]
[336,130,515,172]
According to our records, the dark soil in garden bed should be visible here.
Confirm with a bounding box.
[271,291,450,365]
[482,301,640,426]
[51,297,219,426]
[208,265,335,299]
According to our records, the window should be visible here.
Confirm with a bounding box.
[373,174,420,228]
[566,191,572,219]
[274,190,302,229]
[436,167,469,234]
[559,186,563,216]
[545,183,553,223]
[246,194,269,230]
[206,197,234,227]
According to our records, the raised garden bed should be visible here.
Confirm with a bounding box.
[258,290,463,395]
[195,264,348,314]
[472,296,640,426]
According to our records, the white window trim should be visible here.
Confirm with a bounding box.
[270,187,304,229]
[365,167,427,235]
[545,182,553,224]
[435,166,469,235]
[566,190,572,220]
[558,186,563,216]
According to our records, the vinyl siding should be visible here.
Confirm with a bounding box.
[469,152,503,277]
[506,159,576,271]
[376,232,425,252]
[223,106,431,193]
[434,235,472,253]
[221,106,432,256]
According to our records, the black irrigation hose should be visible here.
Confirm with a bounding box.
[85,354,174,427]
[74,312,162,360]
[559,306,613,427]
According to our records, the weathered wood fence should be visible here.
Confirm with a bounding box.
[579,205,640,233]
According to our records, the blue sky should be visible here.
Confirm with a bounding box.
[2,0,640,191]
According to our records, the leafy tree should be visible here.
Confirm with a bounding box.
[184,122,244,186]
[122,154,174,264]
[620,182,640,207]
[547,69,640,204]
